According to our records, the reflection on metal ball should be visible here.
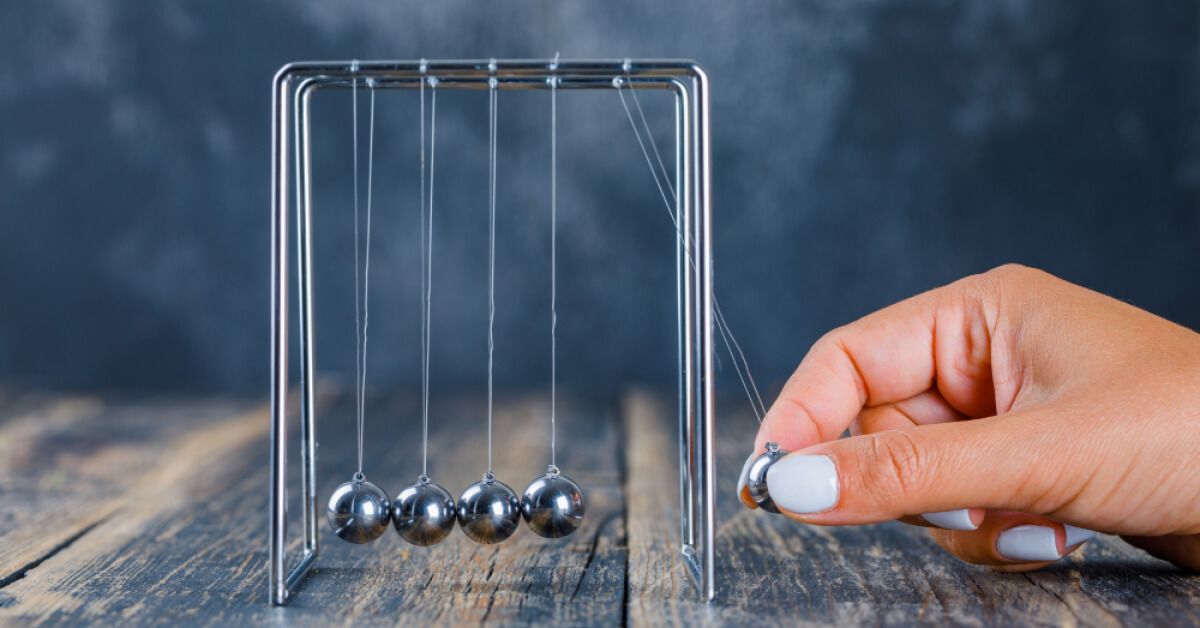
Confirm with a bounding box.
[457,473,520,544]
[326,473,392,543]
[393,475,457,547]
[746,442,788,514]
[521,465,585,538]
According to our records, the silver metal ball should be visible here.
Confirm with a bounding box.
[457,473,520,544]
[326,473,392,543]
[746,442,789,514]
[521,466,585,538]
[392,475,457,547]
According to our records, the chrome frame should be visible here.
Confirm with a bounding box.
[269,59,716,605]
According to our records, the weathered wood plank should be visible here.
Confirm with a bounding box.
[4,388,1198,626]
[0,390,625,626]
[0,390,260,592]
[623,390,1200,626]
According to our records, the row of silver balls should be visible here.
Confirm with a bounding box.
[326,466,586,546]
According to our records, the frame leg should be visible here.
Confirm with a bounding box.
[675,71,717,602]
[695,67,717,605]
[270,74,322,607]
[269,70,291,608]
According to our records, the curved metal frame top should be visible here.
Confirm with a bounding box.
[269,59,715,605]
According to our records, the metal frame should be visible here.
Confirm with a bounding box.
[269,59,716,605]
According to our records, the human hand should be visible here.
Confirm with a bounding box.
[738,264,1200,571]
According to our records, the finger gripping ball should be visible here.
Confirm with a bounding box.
[746,442,789,514]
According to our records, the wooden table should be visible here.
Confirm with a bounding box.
[0,386,1196,626]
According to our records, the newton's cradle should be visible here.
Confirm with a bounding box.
[269,58,720,605]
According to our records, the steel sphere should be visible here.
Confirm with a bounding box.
[326,474,392,543]
[521,466,585,538]
[392,476,457,546]
[745,443,788,514]
[457,474,521,544]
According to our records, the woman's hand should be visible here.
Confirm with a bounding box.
[739,264,1200,571]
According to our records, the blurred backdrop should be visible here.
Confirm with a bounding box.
[1,1,1197,397]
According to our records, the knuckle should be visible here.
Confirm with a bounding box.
[948,263,1045,313]
[980,262,1053,292]
[858,430,930,505]
[988,262,1033,278]
[810,327,847,357]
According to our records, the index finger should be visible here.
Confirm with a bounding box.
[754,273,1000,453]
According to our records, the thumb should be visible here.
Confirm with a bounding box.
[764,410,1086,526]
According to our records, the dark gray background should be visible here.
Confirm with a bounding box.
[1,1,1197,398]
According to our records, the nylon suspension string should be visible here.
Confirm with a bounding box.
[614,67,768,423]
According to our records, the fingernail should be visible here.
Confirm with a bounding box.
[997,525,1061,562]
[765,455,838,514]
[1064,524,1096,546]
[736,453,756,499]
[921,509,978,531]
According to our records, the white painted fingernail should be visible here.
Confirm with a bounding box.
[997,525,1061,562]
[765,455,838,514]
[1064,524,1096,546]
[736,452,756,498]
[922,509,978,531]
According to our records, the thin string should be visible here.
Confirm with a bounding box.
[616,77,768,422]
[419,71,427,478]
[418,74,428,479]
[632,80,769,418]
[714,303,766,418]
[359,82,378,474]
[351,76,364,474]
[487,77,498,476]
[549,72,558,470]
[620,81,766,420]
[424,79,438,479]
[616,82,764,420]
[628,83,677,202]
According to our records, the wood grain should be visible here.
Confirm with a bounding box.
[0,389,261,591]
[624,390,1200,626]
[0,387,1196,626]
[0,389,624,625]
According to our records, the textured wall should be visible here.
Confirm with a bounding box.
[1,1,1197,397]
